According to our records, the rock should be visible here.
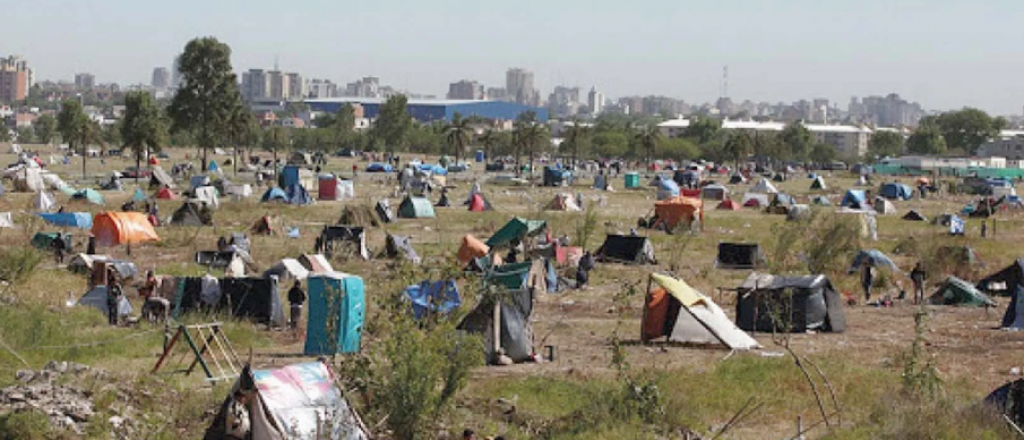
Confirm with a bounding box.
[15,370,34,383]
[7,392,25,402]
[108,415,125,427]
[43,361,68,374]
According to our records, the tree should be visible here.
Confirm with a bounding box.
[34,114,57,144]
[867,131,903,161]
[780,121,812,162]
[371,95,412,152]
[122,91,168,183]
[635,124,662,164]
[660,137,700,162]
[16,127,33,144]
[478,129,499,162]
[168,37,246,171]
[723,132,753,167]
[263,126,290,165]
[512,111,548,177]
[58,100,99,178]
[810,143,839,165]
[931,108,1001,155]
[683,115,721,144]
[444,112,471,165]
[562,118,592,166]
[906,124,947,156]
[0,127,9,144]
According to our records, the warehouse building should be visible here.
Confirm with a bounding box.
[305,97,548,123]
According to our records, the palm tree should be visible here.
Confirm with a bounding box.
[564,118,591,168]
[444,112,472,166]
[515,123,548,179]
[635,124,662,164]
[478,128,498,163]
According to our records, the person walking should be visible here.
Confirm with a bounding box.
[861,264,874,303]
[287,280,306,329]
[910,262,927,305]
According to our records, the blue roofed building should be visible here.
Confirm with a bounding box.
[305,97,548,123]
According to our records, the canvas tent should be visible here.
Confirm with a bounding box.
[874,198,896,215]
[398,196,435,219]
[304,273,365,356]
[149,167,175,189]
[260,187,288,203]
[751,178,779,194]
[595,235,656,264]
[92,212,160,247]
[717,199,740,210]
[39,212,93,229]
[840,190,868,209]
[642,274,760,349]
[285,183,314,205]
[652,196,703,232]
[742,193,769,208]
[929,276,995,307]
[880,182,913,200]
[545,193,581,212]
[384,234,421,264]
[316,226,370,260]
[810,176,827,190]
[716,243,766,269]
[218,277,287,327]
[735,273,846,333]
[486,218,547,248]
[977,259,1024,295]
[457,286,534,363]
[71,189,104,205]
[701,184,729,201]
[171,201,213,226]
[405,280,461,319]
[34,191,55,212]
[902,210,927,221]
[468,193,494,212]
[457,235,490,264]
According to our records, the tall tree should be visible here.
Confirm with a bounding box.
[168,37,245,171]
[444,112,472,165]
[0,128,9,144]
[683,115,721,144]
[16,127,34,144]
[34,114,57,144]
[932,108,1001,155]
[906,124,947,156]
[635,124,662,164]
[723,132,753,168]
[478,129,499,163]
[512,111,548,177]
[370,95,412,152]
[809,143,839,165]
[335,103,356,141]
[867,131,904,162]
[58,100,97,178]
[780,121,812,162]
[263,126,290,165]
[102,120,122,149]
[225,99,255,175]
[122,91,168,183]
[563,118,592,166]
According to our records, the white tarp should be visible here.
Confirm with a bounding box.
[0,213,13,228]
[266,259,309,281]
[652,274,760,350]
[225,184,253,200]
[874,198,896,215]
[248,362,370,440]
[750,179,778,194]
[17,168,44,192]
[336,180,355,200]
[194,186,220,209]
[34,191,55,212]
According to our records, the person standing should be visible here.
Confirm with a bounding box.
[49,235,66,264]
[288,280,306,329]
[910,262,927,305]
[862,264,874,303]
[107,277,122,326]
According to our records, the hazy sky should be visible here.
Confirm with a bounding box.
[5,0,1022,114]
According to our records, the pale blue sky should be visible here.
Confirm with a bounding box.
[5,0,1022,114]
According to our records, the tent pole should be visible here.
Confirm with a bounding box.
[492,293,501,364]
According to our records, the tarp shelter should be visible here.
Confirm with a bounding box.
[207,160,219,173]
[217,277,287,326]
[978,259,1024,295]
[304,273,365,356]
[67,253,111,273]
[366,163,392,172]
[717,199,740,210]
[849,249,899,273]
[189,175,210,191]
[595,235,656,264]
[880,182,913,200]
[985,379,1024,428]
[156,187,179,200]
[457,286,534,363]
[811,195,832,206]
[642,274,760,349]
[149,167,175,189]
[298,254,334,274]
[77,286,131,320]
[742,193,769,208]
[735,273,846,333]
[1002,286,1024,329]
[71,189,104,205]
[652,196,703,232]
[285,183,314,205]
[751,178,779,194]
[171,201,213,226]
[250,216,280,235]
[772,193,795,207]
[318,176,355,201]
[224,184,253,200]
[263,258,309,282]
[544,193,581,212]
[468,193,494,212]
[317,226,370,260]
[384,234,421,264]
[486,218,547,248]
[729,174,746,184]
[194,186,220,209]
[786,204,812,221]
[929,276,995,307]
[542,166,571,187]
[701,185,729,201]
[92,212,160,247]
[405,280,461,319]
[810,176,827,190]
[14,168,44,192]
[397,196,435,219]
[375,200,395,224]
[39,212,92,229]
[716,243,766,269]
[260,187,288,203]
[32,191,55,212]
[841,189,868,209]
[902,210,927,221]
[874,198,897,215]
[457,235,490,265]
[204,362,370,440]
[653,177,680,201]
[31,232,72,251]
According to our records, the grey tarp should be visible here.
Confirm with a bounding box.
[458,288,534,363]
[735,273,846,333]
[384,234,421,264]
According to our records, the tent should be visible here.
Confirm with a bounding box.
[786,204,812,221]
[849,249,899,273]
[840,189,868,209]
[397,196,435,219]
[39,212,93,229]
[457,286,534,363]
[207,160,219,173]
[204,362,370,440]
[457,235,490,264]
[33,191,56,212]
[642,274,760,349]
[285,183,314,205]
[224,184,253,200]
[318,176,355,201]
[929,277,995,307]
[880,182,913,200]
[156,187,179,200]
[171,201,213,226]
[751,178,779,194]
[71,189,105,205]
[701,185,729,201]
[91,212,161,247]
[366,163,392,172]
[298,254,334,274]
[1002,286,1024,329]
[77,286,131,319]
[384,234,421,264]
[810,176,827,190]
[902,210,927,221]
[874,198,897,215]
[717,199,740,211]
[652,196,703,232]
[304,273,365,356]
[595,235,656,264]
[338,206,380,228]
[217,277,287,326]
[742,193,769,208]
[67,253,113,273]
[486,217,547,248]
[653,177,681,201]
[735,273,846,333]
[149,167,175,189]
[250,216,281,235]
[985,379,1024,428]
[729,174,746,184]
[978,259,1024,295]
[131,188,146,203]
[835,209,879,240]
[544,193,581,212]
[468,193,494,212]
[543,166,571,187]
[375,200,395,224]
[32,232,72,251]
[716,243,766,269]
[260,187,288,203]
[405,280,461,319]
[263,258,310,282]
[772,193,795,207]
[811,195,832,206]
[193,186,220,209]
[317,226,370,260]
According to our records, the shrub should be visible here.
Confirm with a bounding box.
[0,410,53,440]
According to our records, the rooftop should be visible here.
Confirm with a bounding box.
[304,97,491,106]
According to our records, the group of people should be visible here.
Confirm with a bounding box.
[860,261,928,306]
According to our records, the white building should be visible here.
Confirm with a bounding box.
[658,118,874,157]
[978,136,1024,161]
[880,155,1007,170]
[588,87,604,116]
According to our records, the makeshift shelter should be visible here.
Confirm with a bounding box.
[31,232,72,251]
[284,183,314,205]
[985,379,1024,428]
[735,273,846,333]
[729,174,746,184]
[317,226,370,260]
[468,193,494,212]
[810,176,827,190]
[260,187,288,203]
[1001,286,1024,329]
[751,178,779,194]
[384,234,421,264]
[880,182,913,200]
[217,277,287,326]
[67,253,112,273]
[263,258,310,282]
[203,362,370,440]
[457,235,490,265]
[71,189,104,205]
[457,286,534,363]
[39,212,93,229]
[811,195,832,206]
[542,166,571,187]
[366,163,392,172]
[189,176,210,191]
[91,212,160,247]
[595,235,656,264]
[929,277,996,307]
[397,196,436,219]
[156,187,179,200]
[978,259,1024,295]
[34,191,55,212]
[840,189,868,209]
[77,286,131,319]
[207,160,220,173]
[318,176,355,201]
[544,193,581,212]
[149,167,175,189]
[642,274,760,349]
[786,204,812,221]
[835,209,879,240]
[304,273,365,356]
[405,280,461,319]
[652,196,703,232]
[717,199,740,210]
[250,216,281,235]
[224,183,253,200]
[717,243,766,269]
[850,249,899,273]
[701,185,729,201]
[375,200,395,224]
[772,193,795,206]
[653,177,681,201]
[874,198,897,215]
[902,210,927,221]
[335,206,378,228]
[486,218,547,248]
[298,254,334,274]
[193,186,220,209]
[170,201,213,226]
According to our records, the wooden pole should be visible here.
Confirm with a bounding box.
[492,295,501,364]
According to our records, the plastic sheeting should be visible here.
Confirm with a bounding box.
[405,280,461,319]
[92,212,160,246]
[457,288,534,363]
[39,212,93,229]
[736,272,846,333]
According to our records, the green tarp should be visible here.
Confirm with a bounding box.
[397,196,436,219]
[485,262,533,290]
[486,217,548,248]
[930,276,996,307]
[72,188,105,205]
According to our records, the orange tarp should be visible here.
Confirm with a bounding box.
[654,196,704,230]
[92,212,161,247]
[643,287,671,341]
[457,234,490,264]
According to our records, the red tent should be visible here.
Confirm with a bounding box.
[468,193,493,212]
[156,187,178,200]
[680,188,701,198]
[717,199,740,211]
[149,156,160,165]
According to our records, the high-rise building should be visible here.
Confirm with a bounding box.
[548,86,581,118]
[171,56,182,89]
[151,67,170,90]
[344,77,381,98]
[74,73,95,90]
[587,87,605,116]
[486,87,507,101]
[306,79,338,99]
[286,73,304,100]
[267,71,290,100]
[447,80,484,100]
[506,68,537,106]
[0,56,30,104]
[242,69,270,101]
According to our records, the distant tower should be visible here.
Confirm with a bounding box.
[721,65,729,99]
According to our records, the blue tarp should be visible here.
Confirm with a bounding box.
[405,280,461,319]
[655,177,680,200]
[260,187,288,203]
[366,163,393,172]
[880,183,913,200]
[304,274,365,355]
[841,189,867,208]
[71,189,104,205]
[280,165,300,188]
[418,164,448,176]
[38,212,93,229]
[131,188,146,202]
[285,183,313,205]
[773,193,795,206]
[208,160,219,172]
[850,249,900,273]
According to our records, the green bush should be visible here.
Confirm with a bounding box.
[0,410,53,440]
